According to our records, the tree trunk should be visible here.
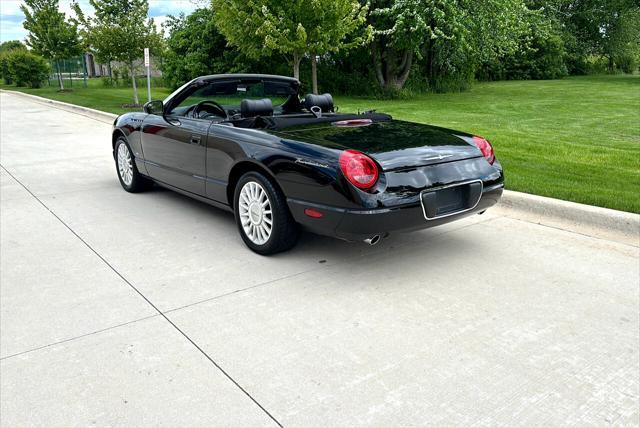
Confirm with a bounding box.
[372,41,385,87]
[426,39,435,83]
[426,19,436,84]
[292,52,301,80]
[130,61,139,105]
[311,52,318,94]
[372,38,413,92]
[608,55,614,73]
[56,61,64,90]
[398,51,413,88]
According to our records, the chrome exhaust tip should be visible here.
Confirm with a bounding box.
[364,235,381,246]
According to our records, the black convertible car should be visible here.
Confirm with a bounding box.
[112,74,503,254]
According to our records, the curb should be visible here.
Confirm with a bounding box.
[498,190,639,241]
[1,89,118,123]
[3,89,638,240]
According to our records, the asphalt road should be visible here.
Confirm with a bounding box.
[1,92,638,427]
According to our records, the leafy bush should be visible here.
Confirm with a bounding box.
[104,67,146,88]
[101,76,115,87]
[115,66,132,86]
[6,50,50,88]
[478,12,567,81]
[111,67,122,85]
[615,54,637,74]
[428,70,475,93]
[0,52,13,84]
[581,56,611,75]
[150,76,165,87]
[0,40,27,84]
[315,48,379,97]
[0,40,26,53]
[510,32,567,80]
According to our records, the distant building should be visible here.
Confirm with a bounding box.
[84,53,108,77]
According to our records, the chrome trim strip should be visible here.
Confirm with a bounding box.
[143,159,213,183]
[420,179,484,221]
[483,183,504,193]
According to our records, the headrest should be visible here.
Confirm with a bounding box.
[304,93,334,112]
[240,98,273,118]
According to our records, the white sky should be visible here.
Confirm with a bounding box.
[0,0,203,43]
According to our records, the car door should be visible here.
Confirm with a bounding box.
[205,124,242,203]
[140,113,210,195]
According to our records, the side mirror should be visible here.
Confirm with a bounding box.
[144,100,164,115]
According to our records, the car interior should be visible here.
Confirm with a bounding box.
[166,78,342,129]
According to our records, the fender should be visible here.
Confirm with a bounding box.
[113,113,148,174]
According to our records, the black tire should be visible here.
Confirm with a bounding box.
[114,137,153,193]
[234,171,300,255]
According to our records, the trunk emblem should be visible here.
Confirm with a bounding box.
[423,154,454,161]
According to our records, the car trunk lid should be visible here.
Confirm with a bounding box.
[274,119,482,171]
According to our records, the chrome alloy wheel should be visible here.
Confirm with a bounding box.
[117,143,134,186]
[238,181,273,245]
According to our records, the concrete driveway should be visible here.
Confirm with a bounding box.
[1,92,638,427]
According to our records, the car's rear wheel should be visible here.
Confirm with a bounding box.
[234,172,299,255]
[115,137,152,193]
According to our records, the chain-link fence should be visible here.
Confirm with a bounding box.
[47,55,88,88]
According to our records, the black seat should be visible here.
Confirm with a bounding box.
[304,93,334,112]
[241,98,273,118]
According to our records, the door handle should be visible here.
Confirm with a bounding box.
[190,135,201,145]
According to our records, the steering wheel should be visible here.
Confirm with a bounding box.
[192,100,227,120]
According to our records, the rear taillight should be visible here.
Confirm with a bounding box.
[339,149,379,190]
[472,136,495,165]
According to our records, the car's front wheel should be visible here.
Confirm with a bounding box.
[234,172,299,255]
[114,137,152,193]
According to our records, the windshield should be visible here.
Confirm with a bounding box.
[168,79,298,117]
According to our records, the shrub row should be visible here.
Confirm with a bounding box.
[0,49,49,88]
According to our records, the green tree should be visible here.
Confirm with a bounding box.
[530,0,640,74]
[368,0,528,91]
[212,0,371,93]
[0,40,26,53]
[571,0,639,71]
[0,41,27,84]
[161,8,239,89]
[73,0,162,104]
[603,5,640,72]
[21,0,82,90]
[478,8,568,81]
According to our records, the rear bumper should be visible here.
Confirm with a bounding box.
[288,183,503,241]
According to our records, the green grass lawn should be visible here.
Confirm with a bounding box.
[2,75,639,213]
[1,78,172,114]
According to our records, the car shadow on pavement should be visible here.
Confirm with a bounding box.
[144,183,485,267]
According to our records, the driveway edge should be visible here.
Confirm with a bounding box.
[2,89,638,240]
